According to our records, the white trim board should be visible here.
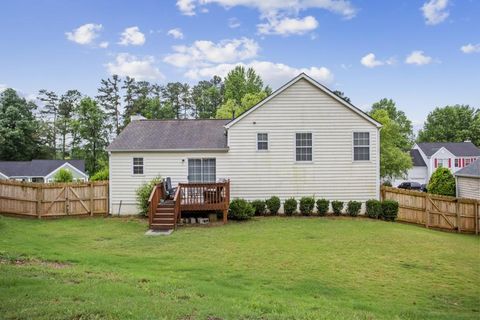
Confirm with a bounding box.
[225,73,382,129]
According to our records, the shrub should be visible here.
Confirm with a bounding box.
[266,196,281,215]
[53,168,73,183]
[331,201,344,216]
[90,167,109,181]
[382,181,392,187]
[299,197,315,216]
[346,201,362,217]
[229,199,255,220]
[136,177,162,216]
[381,200,399,221]
[366,199,382,219]
[284,198,298,216]
[428,167,456,197]
[251,200,266,216]
[316,199,329,216]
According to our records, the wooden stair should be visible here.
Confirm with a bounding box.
[150,201,175,231]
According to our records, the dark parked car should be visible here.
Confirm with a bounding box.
[397,182,422,190]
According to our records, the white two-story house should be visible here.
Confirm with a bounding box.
[395,142,480,186]
[107,73,382,215]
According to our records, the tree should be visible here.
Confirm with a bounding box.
[332,90,351,103]
[97,75,122,136]
[58,90,81,159]
[53,168,73,183]
[77,98,109,174]
[0,89,42,160]
[418,105,480,146]
[370,109,412,180]
[216,91,267,119]
[370,98,414,151]
[224,66,268,106]
[121,76,138,126]
[37,89,59,158]
[143,98,176,119]
[192,76,224,119]
[428,167,456,196]
[162,82,183,119]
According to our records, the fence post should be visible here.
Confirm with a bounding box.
[65,186,69,215]
[455,200,461,233]
[89,182,94,216]
[425,194,430,229]
[475,202,479,235]
[36,186,43,219]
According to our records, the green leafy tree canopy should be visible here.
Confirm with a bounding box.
[53,168,73,183]
[428,167,456,197]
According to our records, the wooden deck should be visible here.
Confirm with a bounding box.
[148,180,230,230]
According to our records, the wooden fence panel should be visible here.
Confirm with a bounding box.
[381,186,479,234]
[0,180,109,218]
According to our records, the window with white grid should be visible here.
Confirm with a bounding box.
[295,133,312,161]
[257,133,268,151]
[133,157,144,174]
[188,158,216,182]
[353,132,370,161]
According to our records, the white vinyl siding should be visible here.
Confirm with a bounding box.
[456,176,480,200]
[110,78,380,214]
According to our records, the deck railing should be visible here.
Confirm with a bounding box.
[147,182,164,226]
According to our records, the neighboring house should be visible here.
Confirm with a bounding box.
[0,160,88,183]
[394,142,480,186]
[455,158,480,200]
[107,73,382,215]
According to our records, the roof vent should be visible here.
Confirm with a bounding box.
[131,114,146,121]
[464,140,471,143]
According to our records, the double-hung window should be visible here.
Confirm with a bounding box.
[295,133,313,162]
[133,157,144,175]
[353,132,370,161]
[437,159,449,168]
[257,133,268,151]
[455,158,460,168]
[188,158,216,182]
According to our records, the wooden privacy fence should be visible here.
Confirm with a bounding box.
[381,186,479,234]
[0,180,108,218]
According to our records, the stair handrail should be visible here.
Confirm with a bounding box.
[173,185,182,229]
[148,182,164,228]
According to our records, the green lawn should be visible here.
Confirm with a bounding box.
[0,216,479,320]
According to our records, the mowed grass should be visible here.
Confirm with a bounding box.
[0,216,479,320]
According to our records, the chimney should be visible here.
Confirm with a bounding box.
[130,114,146,121]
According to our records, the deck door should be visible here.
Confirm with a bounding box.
[188,158,216,183]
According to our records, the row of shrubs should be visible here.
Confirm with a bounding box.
[228,196,399,222]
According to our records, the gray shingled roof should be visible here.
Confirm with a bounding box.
[0,160,86,177]
[455,158,480,178]
[410,149,426,167]
[107,119,230,151]
[416,142,480,157]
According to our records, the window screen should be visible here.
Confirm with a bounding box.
[353,132,370,161]
[257,133,268,150]
[133,157,144,174]
[295,133,312,161]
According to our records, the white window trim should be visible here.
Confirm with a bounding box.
[294,132,314,163]
[132,157,144,176]
[256,132,269,151]
[352,131,371,162]
[187,158,217,183]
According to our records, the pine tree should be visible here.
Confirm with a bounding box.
[97,75,122,136]
[37,89,59,158]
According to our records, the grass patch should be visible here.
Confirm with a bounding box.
[0,216,479,319]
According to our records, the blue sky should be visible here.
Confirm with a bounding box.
[0,0,479,128]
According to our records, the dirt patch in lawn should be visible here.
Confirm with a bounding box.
[0,254,71,269]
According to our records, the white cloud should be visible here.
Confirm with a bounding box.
[184,60,333,88]
[360,53,396,68]
[164,37,259,67]
[228,17,241,28]
[421,0,449,25]
[65,23,103,45]
[118,26,146,46]
[167,28,184,39]
[405,50,433,65]
[105,53,163,80]
[99,41,109,48]
[258,15,318,35]
[177,0,196,15]
[0,84,7,93]
[461,43,480,54]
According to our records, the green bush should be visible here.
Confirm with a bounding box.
[229,199,255,220]
[331,201,344,216]
[284,198,298,216]
[381,200,399,221]
[428,167,456,196]
[135,177,162,216]
[316,199,329,216]
[266,196,281,215]
[299,197,315,216]
[251,200,266,216]
[346,201,362,217]
[53,168,73,183]
[90,167,109,181]
[366,199,382,219]
[382,181,392,187]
